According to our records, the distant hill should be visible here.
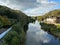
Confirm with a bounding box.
[42,10,60,18]
[36,9,60,21]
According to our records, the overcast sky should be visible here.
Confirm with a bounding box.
[0,0,60,16]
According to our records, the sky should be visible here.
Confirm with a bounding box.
[0,0,60,16]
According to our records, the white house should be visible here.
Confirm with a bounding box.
[43,17,56,24]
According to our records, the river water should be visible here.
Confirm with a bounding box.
[26,20,60,45]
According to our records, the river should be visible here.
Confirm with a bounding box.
[26,20,60,45]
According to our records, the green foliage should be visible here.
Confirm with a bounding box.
[0,5,34,25]
[0,43,8,45]
[40,23,56,31]
[40,22,60,37]
[11,36,20,45]
[0,5,34,45]
[0,16,12,28]
[36,9,60,21]
[39,9,60,37]
[0,41,8,45]
[0,5,32,23]
[42,9,60,19]
[0,16,11,25]
[0,5,31,22]
[37,16,43,21]
[3,23,26,45]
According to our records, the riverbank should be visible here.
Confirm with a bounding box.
[40,22,60,38]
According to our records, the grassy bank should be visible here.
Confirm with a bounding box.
[40,22,60,38]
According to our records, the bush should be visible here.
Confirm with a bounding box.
[40,22,60,37]
[3,22,26,45]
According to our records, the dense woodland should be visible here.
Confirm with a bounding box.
[0,5,34,45]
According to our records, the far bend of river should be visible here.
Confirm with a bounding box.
[26,20,60,45]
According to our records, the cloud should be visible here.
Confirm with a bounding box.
[24,6,54,16]
[0,0,58,16]
[37,0,56,4]
[24,0,57,16]
[0,0,37,10]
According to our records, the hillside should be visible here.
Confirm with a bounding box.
[40,10,60,38]
[0,5,34,45]
[42,9,60,19]
[0,5,33,24]
[36,10,60,21]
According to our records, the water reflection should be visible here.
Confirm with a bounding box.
[26,20,60,45]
